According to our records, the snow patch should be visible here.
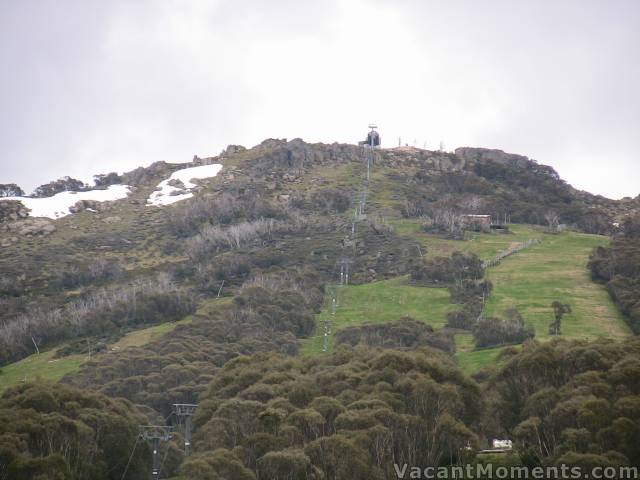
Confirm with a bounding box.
[5,185,131,219]
[147,164,223,206]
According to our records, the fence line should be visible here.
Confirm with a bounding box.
[476,238,541,323]
[482,238,541,269]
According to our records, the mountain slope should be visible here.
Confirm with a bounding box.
[1,138,638,477]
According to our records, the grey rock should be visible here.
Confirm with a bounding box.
[7,218,57,236]
[69,200,102,214]
[454,147,531,168]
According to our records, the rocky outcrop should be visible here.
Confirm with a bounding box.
[248,138,362,176]
[3,217,56,236]
[454,147,532,168]
[120,161,173,187]
[69,199,103,213]
[223,144,246,155]
[0,200,30,223]
[382,147,465,171]
[1,200,56,242]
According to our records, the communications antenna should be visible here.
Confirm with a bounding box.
[365,123,379,181]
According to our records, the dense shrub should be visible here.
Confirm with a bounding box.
[577,210,614,235]
[410,252,484,285]
[309,188,351,214]
[335,317,455,353]
[184,347,481,479]
[449,279,493,304]
[0,382,150,480]
[167,192,287,237]
[31,176,87,197]
[402,155,614,231]
[233,287,316,337]
[487,338,640,467]
[588,217,640,333]
[0,274,27,297]
[420,208,465,238]
[0,183,24,197]
[58,258,124,289]
[446,301,483,330]
[185,217,310,261]
[241,269,325,311]
[65,270,325,416]
[472,309,535,348]
[0,274,196,364]
[192,253,253,293]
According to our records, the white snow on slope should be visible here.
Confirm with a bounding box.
[147,164,223,206]
[5,185,131,219]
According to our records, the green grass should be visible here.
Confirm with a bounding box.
[302,276,455,355]
[485,230,630,341]
[111,316,194,350]
[0,349,84,394]
[454,228,630,372]
[454,333,514,374]
[390,220,542,261]
[303,222,631,374]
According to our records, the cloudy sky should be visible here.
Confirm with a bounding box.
[1,0,638,199]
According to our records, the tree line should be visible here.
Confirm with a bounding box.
[589,216,640,333]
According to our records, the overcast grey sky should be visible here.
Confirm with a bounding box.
[1,0,638,198]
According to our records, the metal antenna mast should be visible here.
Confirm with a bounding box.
[139,425,174,479]
[366,123,378,182]
[173,404,198,456]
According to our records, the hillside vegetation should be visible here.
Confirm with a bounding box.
[589,216,640,333]
[485,229,630,341]
[302,223,628,372]
[0,139,638,477]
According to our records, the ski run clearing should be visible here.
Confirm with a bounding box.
[5,185,131,219]
[147,163,223,206]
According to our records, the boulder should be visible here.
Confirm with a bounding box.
[6,218,57,236]
[224,144,246,155]
[0,200,30,223]
[69,199,102,213]
[167,178,186,189]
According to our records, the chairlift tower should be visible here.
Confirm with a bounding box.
[140,425,174,479]
[337,257,353,285]
[173,403,197,456]
[352,191,367,220]
[328,285,338,314]
[324,285,338,352]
